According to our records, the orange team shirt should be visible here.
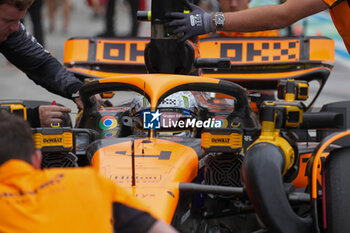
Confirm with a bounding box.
[0,160,156,233]
[323,0,350,53]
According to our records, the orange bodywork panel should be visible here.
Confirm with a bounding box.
[64,38,149,65]
[198,37,334,66]
[199,38,300,64]
[198,37,334,91]
[309,38,335,62]
[291,152,328,189]
[64,37,334,93]
[91,138,199,223]
[95,39,147,64]
[64,37,334,67]
[64,39,90,64]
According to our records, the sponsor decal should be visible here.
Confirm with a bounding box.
[110,174,162,184]
[0,174,64,199]
[99,116,118,130]
[98,41,147,63]
[43,137,62,144]
[220,41,299,62]
[211,137,230,143]
[190,14,203,27]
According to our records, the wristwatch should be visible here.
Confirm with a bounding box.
[214,12,225,31]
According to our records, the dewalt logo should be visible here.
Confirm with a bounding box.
[201,131,243,153]
[211,138,230,143]
[33,132,73,150]
[43,137,63,144]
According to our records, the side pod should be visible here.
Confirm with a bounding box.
[242,142,312,233]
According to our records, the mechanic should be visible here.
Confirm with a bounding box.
[199,0,278,39]
[197,0,278,111]
[0,0,94,127]
[167,0,350,54]
[0,110,178,233]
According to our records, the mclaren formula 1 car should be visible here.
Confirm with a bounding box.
[6,1,350,232]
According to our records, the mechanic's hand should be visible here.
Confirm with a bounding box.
[38,105,71,127]
[73,91,102,109]
[166,3,215,42]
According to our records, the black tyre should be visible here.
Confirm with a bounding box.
[324,146,350,232]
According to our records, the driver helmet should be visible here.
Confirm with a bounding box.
[130,91,199,137]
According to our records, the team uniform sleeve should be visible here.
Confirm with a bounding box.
[113,202,157,233]
[0,23,83,99]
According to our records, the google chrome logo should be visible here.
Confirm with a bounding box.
[99,116,118,130]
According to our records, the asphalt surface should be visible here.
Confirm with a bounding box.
[0,1,349,119]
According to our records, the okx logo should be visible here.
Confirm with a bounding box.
[143,110,161,129]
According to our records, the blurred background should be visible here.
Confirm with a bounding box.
[0,0,349,118]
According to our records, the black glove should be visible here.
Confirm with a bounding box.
[166,3,215,42]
